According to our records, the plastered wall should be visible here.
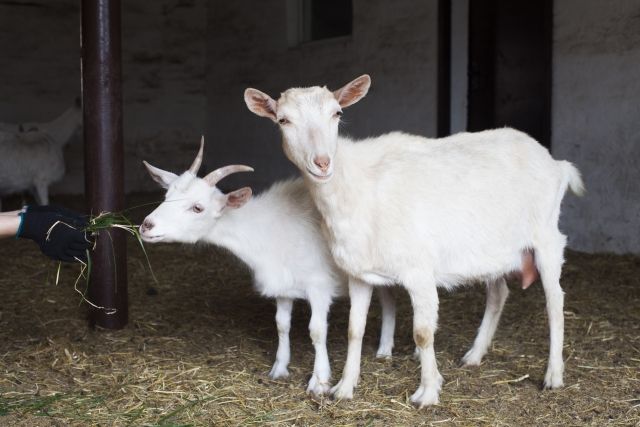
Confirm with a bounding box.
[553,0,640,253]
[205,0,439,191]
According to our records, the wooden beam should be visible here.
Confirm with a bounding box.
[437,0,452,137]
[80,0,128,329]
[467,0,496,132]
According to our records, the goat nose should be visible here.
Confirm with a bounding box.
[141,219,155,232]
[313,155,331,172]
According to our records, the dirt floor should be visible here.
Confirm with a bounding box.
[0,196,638,426]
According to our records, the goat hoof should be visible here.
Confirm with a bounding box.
[330,379,354,400]
[410,385,440,408]
[410,373,444,408]
[461,349,484,367]
[268,364,289,380]
[307,375,331,396]
[543,366,564,389]
[375,346,393,359]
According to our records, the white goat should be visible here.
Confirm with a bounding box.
[0,101,82,208]
[244,75,585,407]
[139,139,398,396]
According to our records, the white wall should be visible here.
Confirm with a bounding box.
[553,0,640,253]
[205,0,439,191]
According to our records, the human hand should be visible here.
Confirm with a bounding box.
[18,205,93,262]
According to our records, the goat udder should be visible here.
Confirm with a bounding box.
[520,250,538,289]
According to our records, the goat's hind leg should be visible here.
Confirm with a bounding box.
[462,277,509,366]
[535,232,567,389]
[375,286,396,358]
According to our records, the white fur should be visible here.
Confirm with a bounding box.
[0,103,82,207]
[139,144,398,396]
[244,75,584,407]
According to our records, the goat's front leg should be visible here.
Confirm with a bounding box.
[269,297,293,379]
[331,277,373,400]
[375,286,396,358]
[306,293,332,396]
[406,277,443,408]
[462,277,509,366]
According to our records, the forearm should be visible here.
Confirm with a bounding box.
[0,210,22,239]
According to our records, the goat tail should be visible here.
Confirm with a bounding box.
[560,160,585,197]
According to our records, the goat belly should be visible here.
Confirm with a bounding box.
[357,271,397,285]
[329,241,397,285]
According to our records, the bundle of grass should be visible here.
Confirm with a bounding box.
[49,210,157,314]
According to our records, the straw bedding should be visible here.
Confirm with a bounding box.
[0,198,638,426]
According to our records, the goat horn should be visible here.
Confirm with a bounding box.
[204,165,254,187]
[188,136,205,175]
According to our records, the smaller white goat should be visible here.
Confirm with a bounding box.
[0,100,82,208]
[139,139,398,395]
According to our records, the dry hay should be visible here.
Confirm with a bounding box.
[0,202,638,426]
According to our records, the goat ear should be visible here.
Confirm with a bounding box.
[244,88,278,121]
[333,74,371,108]
[225,187,252,209]
[143,161,178,189]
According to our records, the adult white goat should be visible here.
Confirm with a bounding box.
[139,139,398,396]
[0,100,82,208]
[244,75,585,407]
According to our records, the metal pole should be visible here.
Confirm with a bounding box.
[80,0,128,329]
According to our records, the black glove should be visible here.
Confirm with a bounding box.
[18,205,92,262]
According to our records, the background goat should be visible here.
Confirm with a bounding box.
[0,99,82,209]
[244,75,584,407]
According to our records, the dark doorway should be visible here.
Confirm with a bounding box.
[302,0,352,42]
[468,0,552,148]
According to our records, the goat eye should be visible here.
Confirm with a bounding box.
[278,118,289,125]
[335,111,343,118]
[192,204,204,213]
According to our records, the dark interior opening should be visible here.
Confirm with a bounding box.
[305,0,353,41]
[468,0,552,149]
